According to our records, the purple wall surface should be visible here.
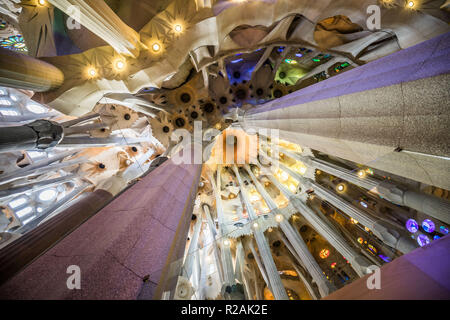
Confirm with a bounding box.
[249,31,450,115]
[0,158,202,300]
[325,235,450,300]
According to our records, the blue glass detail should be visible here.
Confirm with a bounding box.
[422,219,435,233]
[406,219,419,233]
[417,234,431,247]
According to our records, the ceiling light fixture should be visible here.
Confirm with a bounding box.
[357,170,366,178]
[152,43,161,52]
[114,59,126,71]
[87,67,97,78]
[174,24,182,33]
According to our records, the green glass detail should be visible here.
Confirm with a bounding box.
[334,62,350,73]
[275,62,308,86]
[0,35,28,52]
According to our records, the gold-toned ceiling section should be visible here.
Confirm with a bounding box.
[206,127,258,167]
[314,15,364,50]
[105,0,174,32]
[17,0,57,57]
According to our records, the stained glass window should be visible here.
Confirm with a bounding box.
[0,35,28,52]
[417,234,431,247]
[422,219,435,233]
[334,62,351,73]
[406,219,419,233]
[319,248,330,259]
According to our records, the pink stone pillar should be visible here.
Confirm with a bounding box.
[0,158,202,300]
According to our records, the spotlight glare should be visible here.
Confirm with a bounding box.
[174,24,182,33]
[114,59,126,71]
[357,170,366,178]
[275,214,283,222]
[336,183,346,193]
[88,67,97,78]
[152,43,161,52]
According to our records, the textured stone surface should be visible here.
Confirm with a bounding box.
[243,33,450,189]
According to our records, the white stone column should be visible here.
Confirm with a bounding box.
[264,171,372,277]
[183,217,203,279]
[244,164,335,297]
[247,239,271,293]
[290,260,319,300]
[208,169,235,287]
[232,165,288,300]
[287,150,450,225]
[202,204,224,283]
[0,173,78,199]
[279,162,418,254]
[235,241,251,300]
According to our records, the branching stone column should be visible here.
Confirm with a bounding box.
[247,238,271,293]
[207,169,236,290]
[232,165,288,300]
[240,33,450,190]
[244,164,335,297]
[287,253,319,300]
[48,0,141,57]
[279,162,418,254]
[292,152,450,225]
[202,204,224,283]
[265,171,372,277]
[182,217,203,279]
[0,119,63,153]
[235,241,251,300]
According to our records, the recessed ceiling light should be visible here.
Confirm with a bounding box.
[152,43,161,52]
[174,24,182,33]
[88,67,97,77]
[114,59,126,71]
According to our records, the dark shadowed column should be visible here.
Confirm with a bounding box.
[0,157,202,299]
